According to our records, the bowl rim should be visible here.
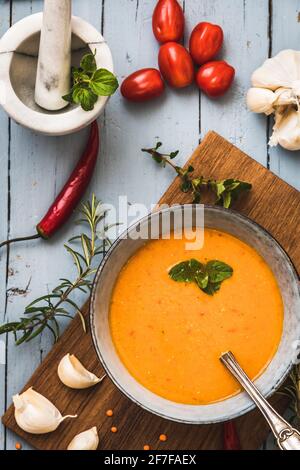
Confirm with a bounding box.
[0,13,113,136]
[90,204,300,424]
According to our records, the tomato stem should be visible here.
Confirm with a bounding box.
[0,234,41,249]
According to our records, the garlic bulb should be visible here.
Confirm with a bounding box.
[252,50,300,91]
[58,354,104,389]
[247,49,300,151]
[67,427,99,451]
[13,388,77,434]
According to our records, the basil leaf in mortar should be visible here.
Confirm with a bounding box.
[169,259,233,296]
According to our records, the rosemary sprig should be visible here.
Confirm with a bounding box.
[0,195,109,345]
[142,142,252,208]
[279,365,300,426]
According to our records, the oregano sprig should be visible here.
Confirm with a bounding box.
[0,195,111,345]
[142,142,252,208]
[63,51,119,111]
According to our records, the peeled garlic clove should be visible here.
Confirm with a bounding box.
[58,354,104,389]
[67,426,99,451]
[251,50,300,90]
[246,87,276,115]
[270,108,300,151]
[13,388,77,434]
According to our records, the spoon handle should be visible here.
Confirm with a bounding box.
[220,351,300,450]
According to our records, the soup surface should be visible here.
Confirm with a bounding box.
[110,229,283,405]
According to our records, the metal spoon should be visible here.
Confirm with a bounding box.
[220,351,300,450]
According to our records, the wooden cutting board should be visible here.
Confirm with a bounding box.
[2,131,300,450]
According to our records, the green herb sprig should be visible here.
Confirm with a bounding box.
[63,51,119,111]
[278,365,300,427]
[142,142,252,208]
[169,259,233,296]
[0,195,110,345]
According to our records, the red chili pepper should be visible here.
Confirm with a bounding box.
[223,421,241,450]
[0,121,99,249]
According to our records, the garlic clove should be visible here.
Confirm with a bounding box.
[13,388,77,434]
[58,354,104,389]
[274,87,297,106]
[67,426,99,451]
[246,87,276,115]
[270,107,300,151]
[252,49,300,90]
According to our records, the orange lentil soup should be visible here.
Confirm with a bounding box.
[109,229,283,405]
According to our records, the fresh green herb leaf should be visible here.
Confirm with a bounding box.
[72,67,83,83]
[181,178,193,193]
[206,260,233,283]
[221,191,232,209]
[210,181,226,199]
[170,150,179,159]
[169,259,204,283]
[62,90,74,104]
[80,52,97,74]
[90,69,119,96]
[202,281,222,296]
[228,181,252,202]
[169,259,233,296]
[63,50,119,111]
[152,152,165,165]
[195,271,209,289]
[72,86,98,111]
[142,144,252,208]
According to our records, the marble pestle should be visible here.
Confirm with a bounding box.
[35,0,72,111]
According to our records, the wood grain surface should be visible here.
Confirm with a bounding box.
[2,132,298,451]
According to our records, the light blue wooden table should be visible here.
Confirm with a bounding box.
[0,0,299,451]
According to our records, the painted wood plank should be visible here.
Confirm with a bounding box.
[0,0,11,451]
[4,0,104,450]
[188,0,270,165]
[268,0,300,191]
[100,0,199,212]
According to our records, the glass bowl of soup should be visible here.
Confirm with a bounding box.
[90,205,300,424]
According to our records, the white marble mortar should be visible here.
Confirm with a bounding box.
[0,12,114,135]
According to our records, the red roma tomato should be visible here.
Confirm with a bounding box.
[196,61,235,98]
[189,22,224,66]
[152,0,184,43]
[158,42,194,88]
[121,68,165,102]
